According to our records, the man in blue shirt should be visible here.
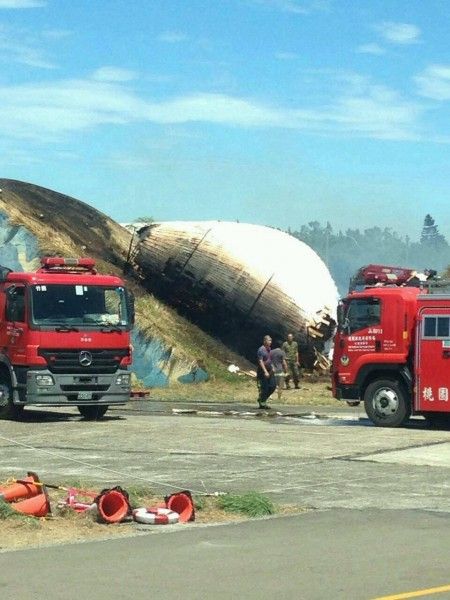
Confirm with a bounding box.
[256,335,276,409]
[270,344,288,401]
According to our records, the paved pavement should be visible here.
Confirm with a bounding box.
[0,402,449,511]
[1,402,450,599]
[1,508,449,599]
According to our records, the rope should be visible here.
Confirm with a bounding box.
[0,433,222,496]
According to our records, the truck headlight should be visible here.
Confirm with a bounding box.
[36,374,55,387]
[116,374,131,386]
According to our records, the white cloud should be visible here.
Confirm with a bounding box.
[143,94,289,127]
[250,0,330,14]
[331,84,421,140]
[356,43,385,56]
[0,148,42,165]
[0,75,424,143]
[275,52,299,60]
[42,29,72,40]
[157,31,188,43]
[0,38,54,68]
[51,150,80,161]
[375,22,421,45]
[92,66,138,82]
[0,0,45,7]
[415,64,450,100]
[0,25,56,68]
[0,80,145,140]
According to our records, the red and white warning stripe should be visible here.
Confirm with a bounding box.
[132,506,180,525]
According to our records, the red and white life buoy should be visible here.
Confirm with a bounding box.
[132,506,180,525]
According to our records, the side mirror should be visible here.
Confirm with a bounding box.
[337,302,344,330]
[125,289,135,326]
[337,302,350,334]
[6,285,25,323]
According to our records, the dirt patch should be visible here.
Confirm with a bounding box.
[0,487,308,552]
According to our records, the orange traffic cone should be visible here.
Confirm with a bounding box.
[0,472,41,503]
[10,489,51,518]
[97,489,130,524]
[165,491,195,523]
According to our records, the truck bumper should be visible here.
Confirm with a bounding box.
[19,369,131,406]
[334,384,360,402]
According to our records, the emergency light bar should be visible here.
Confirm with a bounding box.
[349,264,440,293]
[39,257,97,273]
[357,265,415,285]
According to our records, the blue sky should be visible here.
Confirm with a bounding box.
[1,0,450,240]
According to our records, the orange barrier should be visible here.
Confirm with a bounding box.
[97,489,130,524]
[165,491,195,523]
[60,487,98,513]
[0,472,41,503]
[10,490,51,517]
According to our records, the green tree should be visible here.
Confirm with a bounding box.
[135,216,154,224]
[420,214,448,248]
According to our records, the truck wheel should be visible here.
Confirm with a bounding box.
[364,379,410,427]
[78,405,108,420]
[0,381,23,420]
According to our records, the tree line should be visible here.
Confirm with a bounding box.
[289,215,450,295]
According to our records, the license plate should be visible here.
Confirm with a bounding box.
[77,391,93,400]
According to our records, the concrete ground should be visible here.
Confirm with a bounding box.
[2,402,450,598]
[0,401,449,513]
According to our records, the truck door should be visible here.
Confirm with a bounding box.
[415,308,450,413]
[4,285,27,362]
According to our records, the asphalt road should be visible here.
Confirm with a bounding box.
[1,402,450,599]
[1,509,450,599]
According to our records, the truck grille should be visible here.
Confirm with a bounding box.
[60,385,110,392]
[38,349,128,374]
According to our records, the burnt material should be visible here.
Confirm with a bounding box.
[132,221,337,365]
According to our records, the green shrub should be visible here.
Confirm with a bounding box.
[217,492,275,517]
[193,496,205,511]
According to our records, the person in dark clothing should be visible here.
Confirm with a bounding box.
[270,344,288,400]
[256,335,276,409]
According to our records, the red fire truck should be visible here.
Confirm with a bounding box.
[0,257,134,420]
[332,264,450,427]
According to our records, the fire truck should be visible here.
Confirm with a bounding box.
[332,264,450,427]
[0,257,134,420]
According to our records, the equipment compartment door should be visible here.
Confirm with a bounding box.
[416,309,450,412]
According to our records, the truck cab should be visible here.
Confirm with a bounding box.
[0,257,134,420]
[333,263,450,426]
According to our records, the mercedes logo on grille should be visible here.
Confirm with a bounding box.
[79,351,93,367]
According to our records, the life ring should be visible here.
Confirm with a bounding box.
[132,506,180,525]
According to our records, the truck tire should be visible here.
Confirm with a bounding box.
[364,379,410,427]
[78,405,108,420]
[0,381,23,420]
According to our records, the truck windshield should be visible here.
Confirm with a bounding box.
[31,284,129,328]
[343,297,381,334]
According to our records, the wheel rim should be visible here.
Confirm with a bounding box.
[0,384,10,408]
[372,387,399,417]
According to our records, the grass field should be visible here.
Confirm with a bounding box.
[148,371,335,407]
